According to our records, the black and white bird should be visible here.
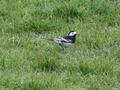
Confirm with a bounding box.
[53,31,77,50]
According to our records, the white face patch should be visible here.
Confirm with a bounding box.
[68,31,77,36]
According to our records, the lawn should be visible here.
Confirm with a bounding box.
[0,0,120,90]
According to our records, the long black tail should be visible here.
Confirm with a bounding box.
[47,38,53,41]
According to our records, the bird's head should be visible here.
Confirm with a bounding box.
[68,31,77,36]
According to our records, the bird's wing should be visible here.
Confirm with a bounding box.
[53,37,72,44]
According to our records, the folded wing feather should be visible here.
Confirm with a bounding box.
[53,37,72,44]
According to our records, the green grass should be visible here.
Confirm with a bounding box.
[0,0,120,90]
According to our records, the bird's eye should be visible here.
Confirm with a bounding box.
[72,32,74,35]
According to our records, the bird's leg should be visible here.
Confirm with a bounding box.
[59,42,64,50]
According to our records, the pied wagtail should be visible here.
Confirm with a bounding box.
[53,31,77,50]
